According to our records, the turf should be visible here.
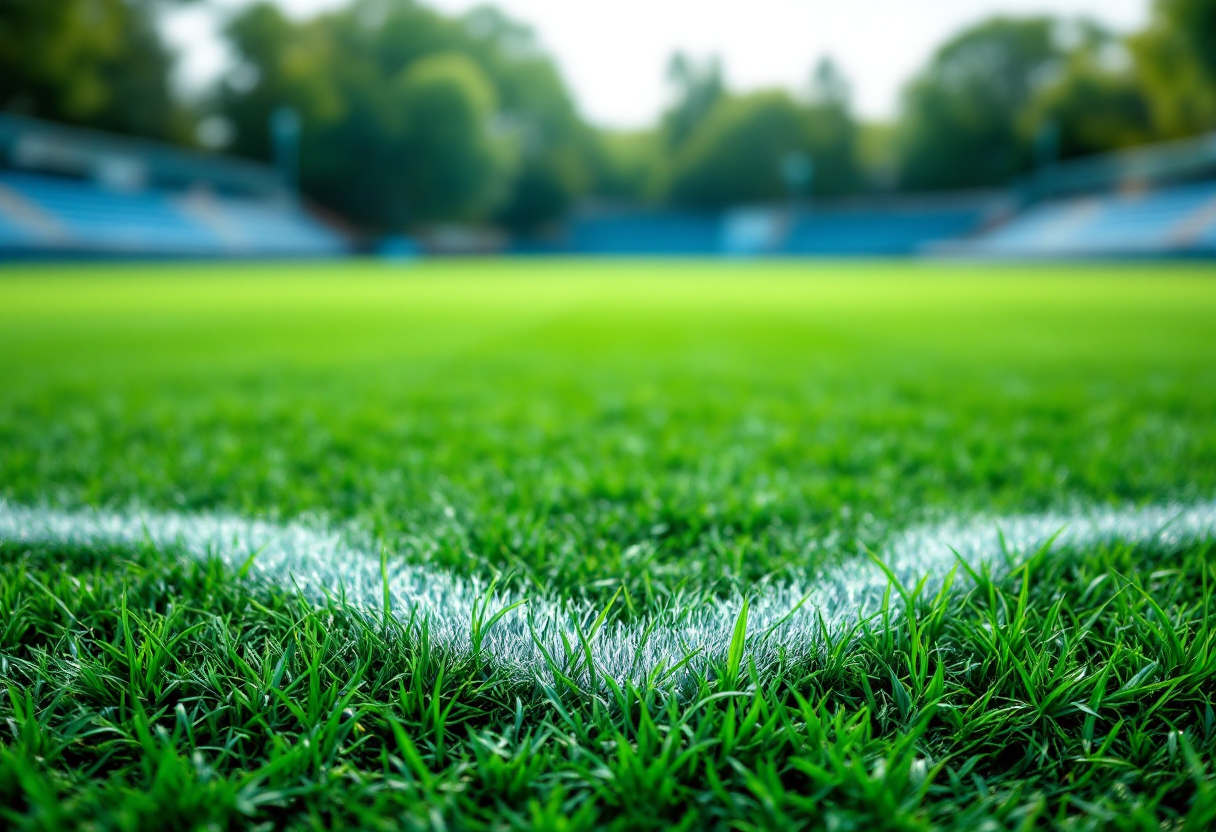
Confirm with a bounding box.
[1,259,1216,829]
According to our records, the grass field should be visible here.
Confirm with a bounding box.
[2,260,1216,830]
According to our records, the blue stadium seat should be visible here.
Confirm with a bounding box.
[970,180,1216,257]
[2,172,219,252]
[783,209,982,255]
[207,198,347,256]
[546,206,985,257]
[0,171,348,257]
[566,213,721,255]
[0,214,33,246]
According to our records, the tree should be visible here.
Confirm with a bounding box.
[216,0,591,232]
[466,7,595,233]
[1157,0,1216,77]
[1130,0,1216,137]
[804,58,860,195]
[0,0,192,142]
[586,130,663,203]
[662,54,726,151]
[666,90,858,209]
[809,57,850,108]
[896,17,1065,190]
[1024,38,1155,161]
[393,53,508,221]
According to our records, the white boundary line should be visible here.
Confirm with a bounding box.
[1,500,1213,687]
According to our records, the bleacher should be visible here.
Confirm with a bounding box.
[8,111,1216,261]
[563,212,721,255]
[958,131,1216,258]
[964,180,1216,257]
[539,198,994,257]
[0,115,348,258]
[551,134,1216,260]
[783,206,986,255]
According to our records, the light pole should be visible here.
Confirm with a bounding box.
[780,151,814,214]
[1033,120,1061,200]
[271,106,302,195]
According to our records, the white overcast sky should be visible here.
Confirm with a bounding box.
[166,0,1152,128]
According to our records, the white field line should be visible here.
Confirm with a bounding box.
[1,500,1214,688]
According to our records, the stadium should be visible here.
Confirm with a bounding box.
[2,1,1216,830]
[6,112,1216,259]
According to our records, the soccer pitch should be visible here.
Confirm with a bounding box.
[2,260,1216,829]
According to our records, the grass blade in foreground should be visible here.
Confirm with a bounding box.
[3,510,1215,829]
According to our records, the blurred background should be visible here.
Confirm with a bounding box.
[2,0,1216,258]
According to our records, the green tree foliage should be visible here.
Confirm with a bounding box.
[587,130,664,203]
[0,0,191,141]
[217,0,590,230]
[1024,43,1155,161]
[464,8,595,232]
[1157,0,1216,77]
[571,53,731,207]
[8,0,1216,224]
[393,54,507,221]
[804,58,860,194]
[1130,0,1216,137]
[666,88,858,209]
[663,54,726,151]
[897,18,1066,190]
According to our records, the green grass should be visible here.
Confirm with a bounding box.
[2,259,1216,829]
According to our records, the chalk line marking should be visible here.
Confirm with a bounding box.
[1,500,1213,687]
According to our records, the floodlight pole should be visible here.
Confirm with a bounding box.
[271,107,302,197]
[780,151,814,216]
[1032,121,1061,200]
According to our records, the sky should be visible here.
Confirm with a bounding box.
[165,0,1152,129]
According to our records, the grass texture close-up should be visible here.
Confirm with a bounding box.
[3,260,1216,830]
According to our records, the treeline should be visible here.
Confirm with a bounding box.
[3,0,1216,232]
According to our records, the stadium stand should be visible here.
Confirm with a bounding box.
[562,210,722,255]
[959,131,1216,258]
[553,135,1216,260]
[0,114,348,258]
[782,203,989,255]
[7,110,1216,261]
[967,181,1216,257]
[1024,131,1216,203]
[531,196,997,257]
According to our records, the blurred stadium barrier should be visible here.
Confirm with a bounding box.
[0,114,349,258]
[511,194,1002,257]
